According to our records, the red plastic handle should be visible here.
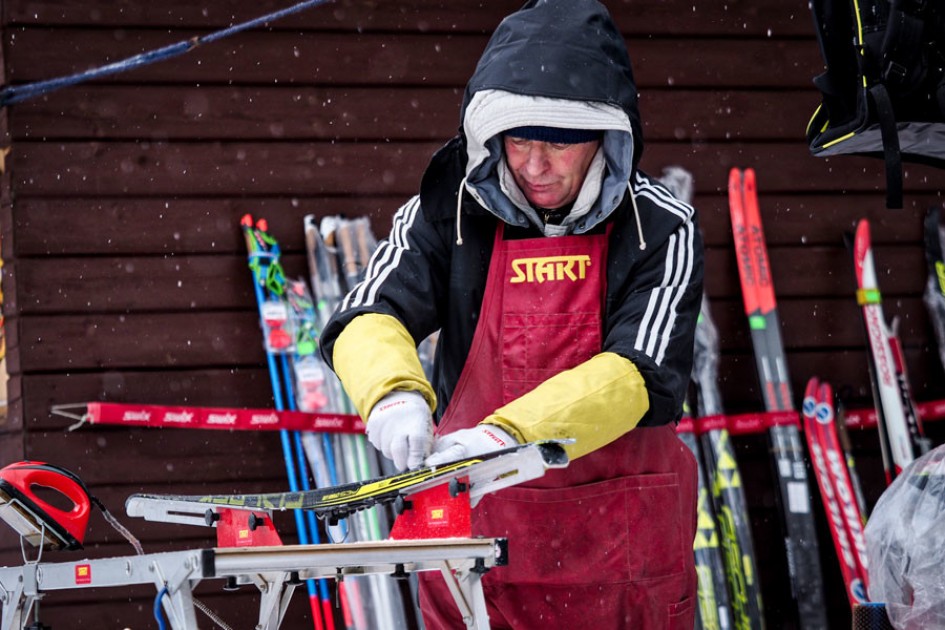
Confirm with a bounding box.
[1,461,91,544]
[21,466,90,520]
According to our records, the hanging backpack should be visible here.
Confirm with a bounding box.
[807,0,945,209]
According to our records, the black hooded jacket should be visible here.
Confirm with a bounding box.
[321,0,704,452]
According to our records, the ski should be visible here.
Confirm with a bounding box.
[728,167,828,629]
[692,294,764,630]
[833,399,871,522]
[678,412,733,630]
[923,205,945,374]
[850,218,928,483]
[660,166,752,630]
[126,441,568,522]
[298,216,375,629]
[801,378,869,608]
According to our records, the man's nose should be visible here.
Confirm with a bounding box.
[522,146,549,175]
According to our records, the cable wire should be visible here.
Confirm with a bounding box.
[0,0,334,107]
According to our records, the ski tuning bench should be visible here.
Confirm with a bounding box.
[0,539,507,630]
[0,442,569,630]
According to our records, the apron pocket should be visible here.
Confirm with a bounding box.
[475,472,685,586]
[667,596,695,630]
[501,311,601,400]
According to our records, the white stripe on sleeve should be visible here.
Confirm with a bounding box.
[342,196,421,310]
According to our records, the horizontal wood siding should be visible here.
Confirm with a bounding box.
[1,1,942,628]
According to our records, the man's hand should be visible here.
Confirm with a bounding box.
[366,391,434,471]
[425,425,517,467]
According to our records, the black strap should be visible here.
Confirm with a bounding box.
[883,0,929,92]
[868,84,903,209]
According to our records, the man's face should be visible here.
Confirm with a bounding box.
[503,137,600,210]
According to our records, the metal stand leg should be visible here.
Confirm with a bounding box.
[0,577,29,630]
[438,562,490,630]
[157,579,200,630]
[254,573,298,630]
[152,558,200,630]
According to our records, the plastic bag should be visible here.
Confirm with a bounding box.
[865,443,945,629]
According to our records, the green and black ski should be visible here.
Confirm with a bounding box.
[923,206,945,375]
[692,294,764,630]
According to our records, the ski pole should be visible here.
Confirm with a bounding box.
[280,350,341,630]
[241,214,330,630]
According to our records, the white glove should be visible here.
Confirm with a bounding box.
[425,425,517,467]
[366,390,434,471]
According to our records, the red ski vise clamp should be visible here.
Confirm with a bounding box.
[209,507,283,548]
[389,476,473,540]
[0,461,92,550]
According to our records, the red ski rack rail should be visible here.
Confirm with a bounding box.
[53,402,364,434]
[679,398,945,436]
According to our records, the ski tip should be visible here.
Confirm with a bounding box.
[855,218,870,238]
[240,213,254,227]
[853,219,871,274]
[744,167,756,189]
[256,218,269,232]
[804,376,820,397]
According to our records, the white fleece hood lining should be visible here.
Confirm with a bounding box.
[461,90,636,234]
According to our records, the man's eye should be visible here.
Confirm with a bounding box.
[549,143,569,151]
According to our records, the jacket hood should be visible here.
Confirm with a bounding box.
[420,0,645,235]
[461,0,643,169]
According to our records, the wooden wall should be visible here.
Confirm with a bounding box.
[0,0,942,627]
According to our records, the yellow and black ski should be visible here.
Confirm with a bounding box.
[127,441,568,524]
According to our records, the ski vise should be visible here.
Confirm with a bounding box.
[389,477,472,540]
[124,497,283,549]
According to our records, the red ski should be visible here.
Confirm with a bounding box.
[729,167,827,629]
[851,219,929,483]
[802,378,869,607]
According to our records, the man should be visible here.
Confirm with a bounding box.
[320,0,703,627]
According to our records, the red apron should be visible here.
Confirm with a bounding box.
[419,225,697,629]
